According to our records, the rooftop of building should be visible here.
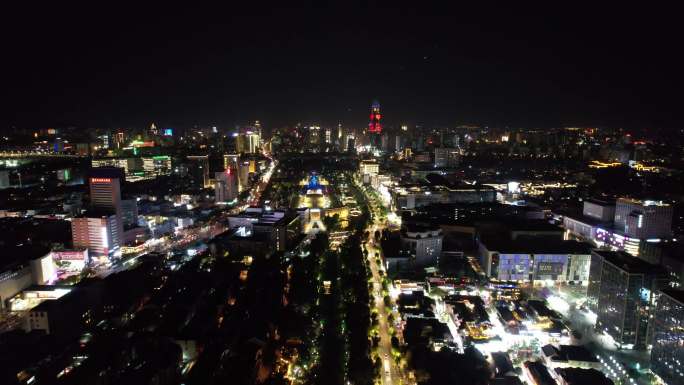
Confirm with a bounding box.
[402,223,442,234]
[220,227,272,242]
[393,179,496,192]
[490,352,515,377]
[562,212,615,227]
[553,367,613,385]
[541,344,598,363]
[524,361,556,385]
[480,238,593,255]
[404,316,452,345]
[490,377,523,385]
[444,295,489,323]
[228,208,299,225]
[0,244,51,271]
[78,208,118,218]
[527,300,561,319]
[585,198,616,206]
[592,249,665,273]
[661,289,684,304]
[504,218,563,232]
[616,197,670,207]
[31,285,92,313]
[88,166,125,181]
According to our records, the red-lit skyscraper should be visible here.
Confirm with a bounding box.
[368,100,382,134]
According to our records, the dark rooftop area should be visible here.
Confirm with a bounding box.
[661,289,684,304]
[480,238,593,255]
[553,367,614,385]
[0,244,51,270]
[593,249,667,273]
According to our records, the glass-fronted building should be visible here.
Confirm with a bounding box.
[650,289,684,385]
[589,250,670,349]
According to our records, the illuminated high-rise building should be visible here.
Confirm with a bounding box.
[345,134,356,153]
[114,131,126,149]
[325,127,332,144]
[71,214,121,258]
[368,100,382,134]
[368,100,382,149]
[73,168,126,259]
[223,153,239,170]
[434,148,460,168]
[308,126,321,145]
[89,169,123,217]
[235,131,261,154]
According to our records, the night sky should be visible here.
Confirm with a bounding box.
[3,4,683,130]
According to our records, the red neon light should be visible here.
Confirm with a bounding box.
[90,178,112,183]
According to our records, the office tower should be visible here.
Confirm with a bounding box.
[97,134,110,149]
[453,134,461,148]
[325,127,332,144]
[120,199,138,228]
[614,198,673,239]
[587,250,670,349]
[223,153,239,171]
[89,169,123,215]
[360,160,379,176]
[71,213,121,258]
[434,147,460,168]
[368,100,382,148]
[308,126,321,145]
[346,135,356,153]
[368,100,382,134]
[142,155,172,177]
[235,131,261,153]
[92,158,145,181]
[650,289,684,385]
[215,169,238,203]
[247,132,260,153]
[186,155,210,188]
[237,160,250,191]
[114,131,126,148]
[380,132,391,152]
[84,168,125,257]
[235,133,245,153]
[0,170,10,189]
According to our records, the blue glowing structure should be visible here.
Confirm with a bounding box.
[308,174,321,190]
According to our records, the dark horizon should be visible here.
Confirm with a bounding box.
[3,4,683,131]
